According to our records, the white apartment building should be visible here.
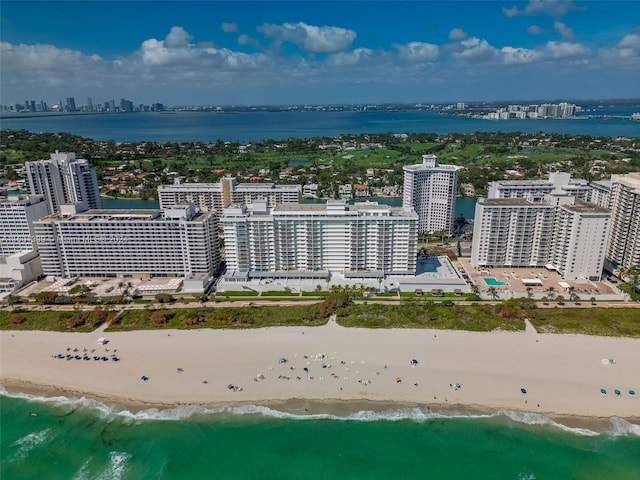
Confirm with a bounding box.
[222,201,418,279]
[26,152,102,215]
[606,173,640,271]
[33,204,220,289]
[547,200,611,281]
[487,172,590,201]
[0,195,48,255]
[402,154,461,234]
[472,198,554,268]
[472,195,611,281]
[588,180,612,209]
[158,177,301,214]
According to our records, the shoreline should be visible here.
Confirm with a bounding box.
[2,379,634,435]
[2,321,639,426]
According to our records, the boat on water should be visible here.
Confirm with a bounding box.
[631,113,640,121]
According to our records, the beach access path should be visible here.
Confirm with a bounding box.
[2,317,639,419]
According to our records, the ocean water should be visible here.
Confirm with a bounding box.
[2,390,639,480]
[2,108,639,143]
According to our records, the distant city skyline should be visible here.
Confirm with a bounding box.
[1,1,639,105]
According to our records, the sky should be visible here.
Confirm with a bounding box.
[1,1,639,106]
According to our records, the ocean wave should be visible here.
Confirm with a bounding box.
[609,416,640,437]
[7,428,51,463]
[73,452,131,480]
[3,386,638,437]
[496,410,599,437]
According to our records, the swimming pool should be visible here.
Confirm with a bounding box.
[483,277,508,286]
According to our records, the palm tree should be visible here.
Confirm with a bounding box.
[486,286,499,300]
[471,284,480,295]
[567,286,576,301]
[545,286,556,301]
[525,286,533,299]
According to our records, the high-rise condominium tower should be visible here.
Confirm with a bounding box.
[606,173,640,272]
[26,152,102,215]
[402,154,461,234]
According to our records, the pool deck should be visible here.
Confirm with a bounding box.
[457,257,621,300]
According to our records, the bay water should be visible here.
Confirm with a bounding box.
[2,108,639,144]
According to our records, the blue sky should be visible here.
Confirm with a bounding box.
[1,1,639,106]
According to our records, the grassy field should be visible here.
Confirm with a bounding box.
[2,303,639,337]
[335,302,526,331]
[107,304,326,331]
[0,308,118,332]
[528,308,640,337]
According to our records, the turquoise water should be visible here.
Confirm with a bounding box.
[2,391,639,480]
[483,277,508,286]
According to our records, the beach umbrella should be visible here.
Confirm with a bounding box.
[520,388,527,394]
[614,389,621,396]
[279,357,287,364]
[303,367,309,373]
[411,359,419,365]
[629,390,636,396]
[600,388,607,396]
[396,377,402,384]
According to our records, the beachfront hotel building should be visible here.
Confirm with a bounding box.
[471,195,611,281]
[26,152,102,215]
[0,195,48,255]
[221,201,418,280]
[158,177,301,214]
[402,154,461,234]
[606,173,640,272]
[33,204,220,290]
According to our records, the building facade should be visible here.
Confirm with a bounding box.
[402,154,461,234]
[26,152,101,215]
[33,205,220,285]
[158,177,301,214]
[487,172,590,201]
[222,201,418,279]
[588,180,612,209]
[0,195,48,255]
[606,173,640,272]
[472,195,610,281]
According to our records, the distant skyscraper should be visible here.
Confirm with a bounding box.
[402,154,461,234]
[65,97,77,112]
[87,97,93,112]
[25,152,102,215]
[120,98,133,112]
[606,172,640,272]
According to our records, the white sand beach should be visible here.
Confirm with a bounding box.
[1,319,639,419]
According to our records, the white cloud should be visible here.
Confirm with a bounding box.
[553,22,574,41]
[527,25,545,35]
[448,28,469,41]
[164,26,193,48]
[501,46,541,64]
[394,42,439,63]
[454,37,498,62]
[221,22,238,33]
[542,41,589,59]
[238,34,262,49]
[257,22,356,54]
[599,33,640,62]
[502,0,584,18]
[326,48,376,67]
